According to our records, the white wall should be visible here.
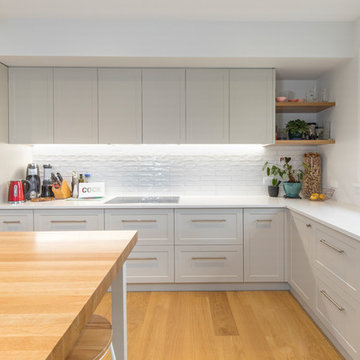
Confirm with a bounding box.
[0,20,353,59]
[0,63,32,202]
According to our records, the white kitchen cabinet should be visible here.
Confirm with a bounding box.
[244,209,284,282]
[34,210,104,231]
[289,212,316,308]
[127,245,174,283]
[175,245,243,283]
[0,210,33,231]
[54,68,98,143]
[315,274,360,360]
[9,67,53,144]
[175,209,243,245]
[142,69,185,144]
[105,209,174,246]
[186,69,229,143]
[230,69,275,144]
[98,69,142,144]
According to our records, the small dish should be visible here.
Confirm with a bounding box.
[288,99,299,102]
[298,98,305,103]
[276,97,287,102]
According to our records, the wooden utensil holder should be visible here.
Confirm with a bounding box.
[52,180,72,199]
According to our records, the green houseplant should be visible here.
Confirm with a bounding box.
[263,157,308,198]
[262,162,285,197]
[286,119,310,140]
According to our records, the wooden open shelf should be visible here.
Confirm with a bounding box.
[276,102,336,113]
[275,139,335,146]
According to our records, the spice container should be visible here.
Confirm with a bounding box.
[302,153,322,199]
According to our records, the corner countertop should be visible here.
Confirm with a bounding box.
[1,195,359,242]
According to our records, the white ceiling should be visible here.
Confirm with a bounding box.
[0,0,359,21]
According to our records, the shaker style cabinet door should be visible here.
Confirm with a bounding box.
[54,68,98,143]
[0,210,34,231]
[244,209,284,282]
[230,69,275,144]
[98,69,142,143]
[9,67,54,144]
[142,69,185,144]
[186,69,229,143]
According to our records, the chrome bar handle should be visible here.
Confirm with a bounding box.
[256,219,272,223]
[3,220,21,224]
[50,220,87,224]
[320,290,345,311]
[128,257,158,261]
[320,239,344,254]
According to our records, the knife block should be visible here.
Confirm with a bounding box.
[52,180,72,199]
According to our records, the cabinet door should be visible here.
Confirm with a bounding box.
[289,212,316,308]
[230,69,275,144]
[34,210,104,231]
[98,69,142,143]
[54,68,98,143]
[244,209,284,282]
[9,67,53,144]
[0,210,33,231]
[186,69,229,143]
[142,69,185,143]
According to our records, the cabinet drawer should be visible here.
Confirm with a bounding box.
[105,209,173,245]
[315,275,360,359]
[175,245,243,283]
[314,224,360,299]
[175,209,243,245]
[126,245,174,283]
[0,210,33,231]
[34,210,104,231]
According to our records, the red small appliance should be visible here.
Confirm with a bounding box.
[8,180,31,204]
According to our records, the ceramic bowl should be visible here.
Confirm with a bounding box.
[288,99,299,102]
[276,97,287,102]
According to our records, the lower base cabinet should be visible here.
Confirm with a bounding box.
[175,245,243,283]
[127,245,174,283]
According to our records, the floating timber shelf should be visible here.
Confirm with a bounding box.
[274,139,336,145]
[276,102,336,113]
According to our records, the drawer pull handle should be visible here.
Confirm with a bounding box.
[122,219,157,223]
[320,239,344,254]
[306,224,312,228]
[128,257,158,261]
[256,219,272,223]
[50,220,87,224]
[191,257,227,260]
[191,219,226,223]
[3,220,21,224]
[320,290,345,311]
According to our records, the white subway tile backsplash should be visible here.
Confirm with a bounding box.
[32,145,316,196]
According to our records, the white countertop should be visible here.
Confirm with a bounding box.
[1,195,360,241]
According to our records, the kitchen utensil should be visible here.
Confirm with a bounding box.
[52,180,72,199]
[41,184,54,198]
[42,164,53,186]
[57,172,63,184]
[8,180,31,203]
[26,163,41,200]
[51,173,61,188]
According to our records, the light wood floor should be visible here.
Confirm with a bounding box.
[95,291,343,360]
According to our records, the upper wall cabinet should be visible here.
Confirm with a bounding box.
[230,69,275,144]
[98,69,142,143]
[54,68,98,144]
[142,69,185,144]
[9,67,54,144]
[186,69,229,144]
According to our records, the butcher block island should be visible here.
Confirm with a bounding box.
[0,230,137,360]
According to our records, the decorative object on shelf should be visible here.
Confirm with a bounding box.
[307,123,317,140]
[288,99,299,102]
[286,119,310,140]
[262,162,285,198]
[302,153,321,199]
[306,87,318,102]
[315,127,324,140]
[320,88,329,102]
[281,157,308,198]
[276,96,287,102]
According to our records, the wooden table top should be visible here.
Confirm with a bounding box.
[0,230,137,360]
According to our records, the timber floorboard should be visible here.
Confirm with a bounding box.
[94,290,343,360]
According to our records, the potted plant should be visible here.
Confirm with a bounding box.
[281,157,308,198]
[262,162,285,197]
[286,119,310,140]
[263,157,308,198]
